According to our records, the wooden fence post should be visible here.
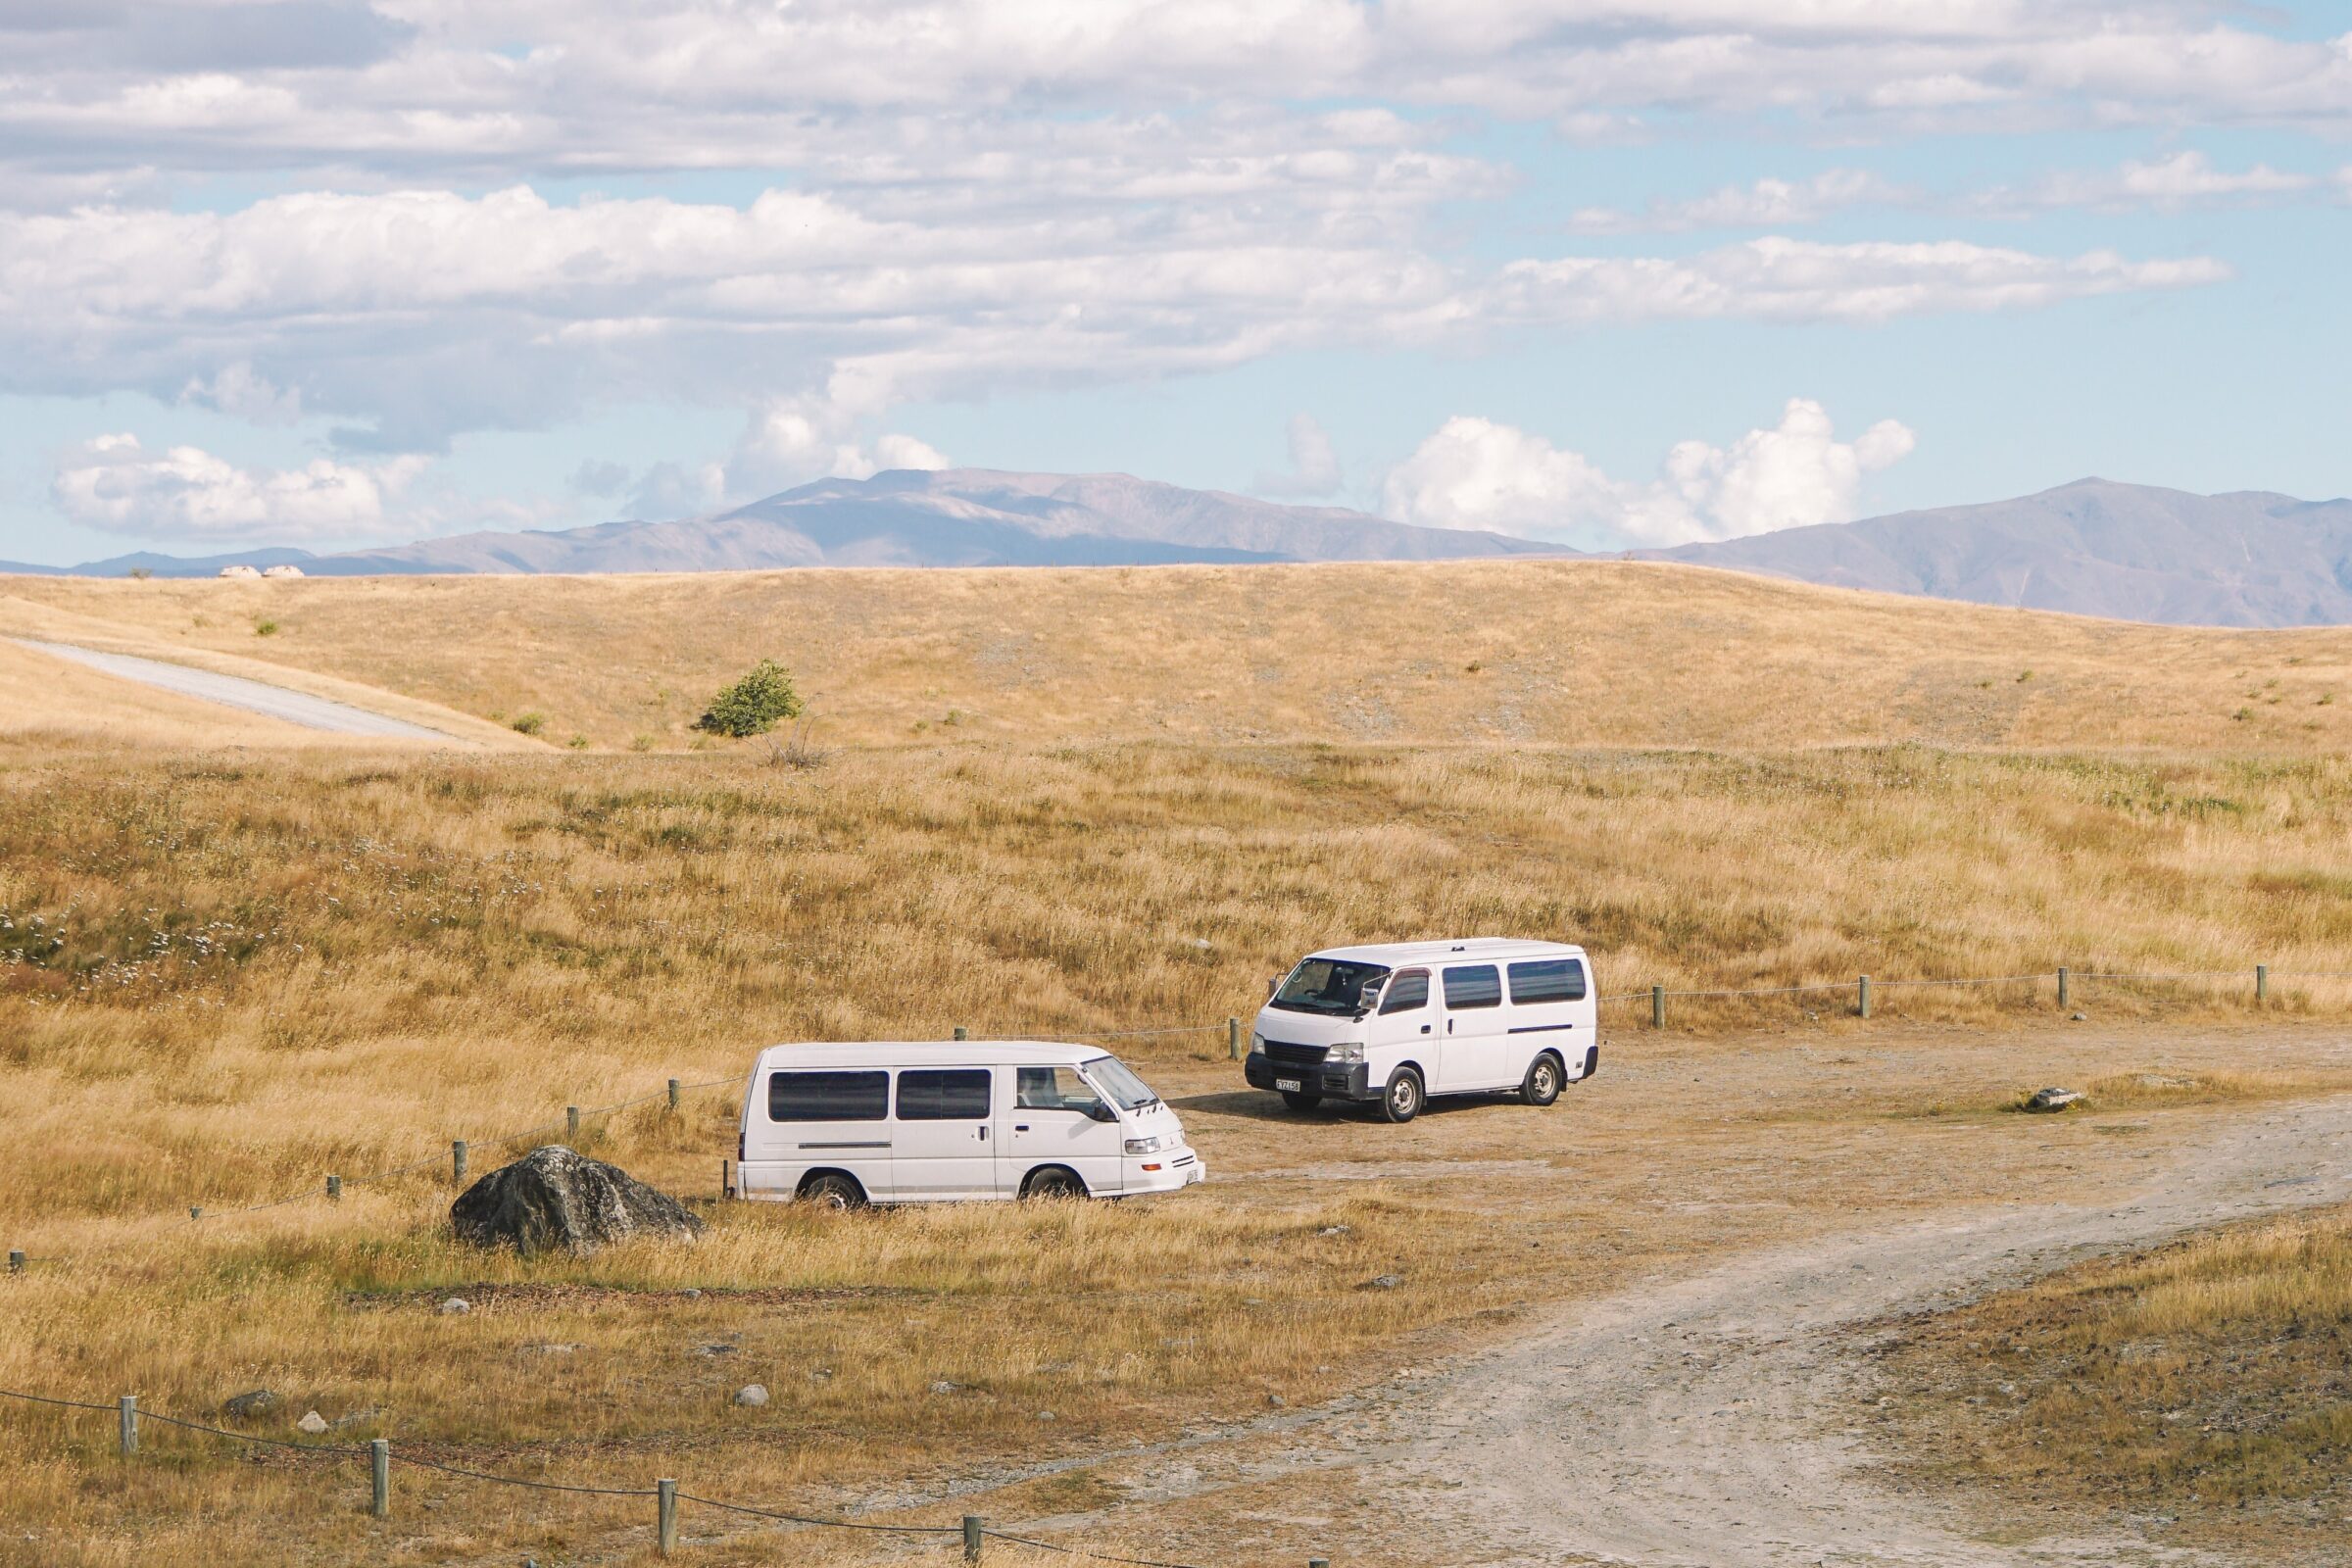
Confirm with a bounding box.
[954,1026,969,1042]
[370,1438,389,1518]
[118,1395,137,1456]
[2256,964,2269,1004]
[1858,975,1872,1019]
[667,1078,681,1111]
[1309,1558,1331,1568]
[963,1514,985,1564]
[720,1158,731,1200]
[452,1141,467,1184]
[1228,1016,1241,1060]
[7,1249,23,1274]
[657,1478,677,1555]
[1651,985,1665,1030]
[189,1207,202,1221]
[326,1175,341,1202]
[566,1105,581,1142]
[2056,966,2070,1008]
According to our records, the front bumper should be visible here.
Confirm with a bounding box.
[1245,1051,1374,1102]
[1125,1150,1206,1193]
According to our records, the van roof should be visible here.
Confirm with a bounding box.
[1306,937,1587,967]
[750,1040,1117,1072]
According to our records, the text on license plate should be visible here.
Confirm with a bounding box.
[1275,1077,1301,1092]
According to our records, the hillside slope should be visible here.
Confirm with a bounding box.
[1653,479,2352,627]
[7,560,2349,754]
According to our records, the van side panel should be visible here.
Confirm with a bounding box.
[744,1066,894,1201]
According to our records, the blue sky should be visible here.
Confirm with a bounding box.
[2,1,2348,565]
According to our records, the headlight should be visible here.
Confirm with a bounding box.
[1124,1135,1170,1155]
[1251,1035,1266,1053]
[1328,1042,1366,1063]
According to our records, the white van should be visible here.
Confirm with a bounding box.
[736,1041,1204,1206]
[1244,939,1599,1122]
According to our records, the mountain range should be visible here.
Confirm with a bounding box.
[8,469,2351,629]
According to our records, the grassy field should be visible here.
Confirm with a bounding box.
[1880,1200,2352,1559]
[4,562,2351,1563]
[9,559,2352,751]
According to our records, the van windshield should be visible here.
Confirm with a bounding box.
[1083,1054,1159,1112]
[1270,958,1391,1016]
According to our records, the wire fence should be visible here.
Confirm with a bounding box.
[0,1384,1216,1566]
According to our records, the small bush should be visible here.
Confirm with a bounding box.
[127,566,153,581]
[694,660,804,738]
[253,617,279,637]
[566,734,590,750]
[511,712,547,736]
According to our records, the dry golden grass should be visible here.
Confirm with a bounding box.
[5,562,2352,1563]
[1880,1203,2352,1557]
[9,559,2352,751]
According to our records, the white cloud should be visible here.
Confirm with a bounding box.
[178,361,304,425]
[1978,150,2320,215]
[870,433,951,473]
[1252,414,1344,499]
[1568,170,1909,233]
[1384,398,1916,547]
[50,433,421,539]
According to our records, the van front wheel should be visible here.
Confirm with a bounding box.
[1279,1090,1323,1112]
[1380,1067,1423,1124]
[1022,1166,1089,1200]
[1521,1052,1564,1107]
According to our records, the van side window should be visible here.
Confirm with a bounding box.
[1507,958,1587,1004]
[768,1069,888,1122]
[1017,1065,1105,1115]
[897,1068,992,1121]
[1379,970,1430,1014]
[1442,964,1502,1009]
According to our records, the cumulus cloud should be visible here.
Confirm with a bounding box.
[1568,170,1910,233]
[1384,398,1916,547]
[178,361,304,425]
[1977,150,2323,215]
[50,433,421,539]
[1252,414,1345,499]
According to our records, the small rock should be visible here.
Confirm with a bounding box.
[696,1343,739,1356]
[808,1367,834,1381]
[1036,1410,1057,1422]
[522,1342,580,1355]
[681,1288,704,1300]
[733,1385,768,1407]
[2070,1011,2086,1022]
[930,1380,961,1395]
[331,1406,384,1430]
[438,1297,471,1315]
[1364,1273,1405,1291]
[1265,1394,1287,1408]
[1316,1225,1350,1237]
[221,1390,277,1419]
[296,1411,329,1435]
[2023,1086,2084,1113]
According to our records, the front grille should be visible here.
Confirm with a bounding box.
[1263,1040,1328,1067]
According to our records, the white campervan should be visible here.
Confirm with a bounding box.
[736,1041,1204,1206]
[1244,939,1599,1122]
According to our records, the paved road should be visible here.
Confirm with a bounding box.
[13,638,458,740]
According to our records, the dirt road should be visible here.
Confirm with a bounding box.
[1142,1091,2352,1566]
[10,637,458,739]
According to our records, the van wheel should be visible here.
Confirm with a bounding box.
[1022,1166,1088,1200]
[1380,1067,1423,1124]
[1280,1090,1323,1112]
[1521,1052,1564,1107]
[801,1173,867,1210]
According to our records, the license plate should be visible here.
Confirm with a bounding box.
[1275,1077,1301,1092]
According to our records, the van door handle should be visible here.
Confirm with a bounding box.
[978,1127,989,1142]
[1014,1124,1030,1133]
[1420,1024,1431,1035]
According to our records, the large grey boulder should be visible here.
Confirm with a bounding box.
[450,1146,703,1255]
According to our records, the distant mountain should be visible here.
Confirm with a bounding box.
[0,545,315,578]
[1649,479,2352,628]
[309,468,1564,574]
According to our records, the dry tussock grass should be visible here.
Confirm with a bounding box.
[1880,1203,2352,1556]
[10,559,2352,751]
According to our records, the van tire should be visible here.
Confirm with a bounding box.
[800,1172,867,1210]
[1521,1052,1564,1107]
[1021,1166,1089,1200]
[1279,1090,1323,1112]
[1380,1067,1424,1124]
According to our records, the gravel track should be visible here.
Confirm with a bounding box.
[11,638,458,739]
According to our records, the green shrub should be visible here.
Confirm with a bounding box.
[694,660,804,738]
[511,712,547,736]
[252,617,279,637]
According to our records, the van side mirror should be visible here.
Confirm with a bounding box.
[1088,1102,1117,1123]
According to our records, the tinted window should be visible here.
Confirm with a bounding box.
[897,1068,993,1121]
[1442,964,1502,1009]
[1379,970,1430,1014]
[768,1070,888,1122]
[1508,958,1587,1004]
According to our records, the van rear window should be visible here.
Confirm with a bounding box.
[1442,964,1502,1008]
[768,1069,888,1122]
[1508,958,1587,1004]
[897,1068,992,1121]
